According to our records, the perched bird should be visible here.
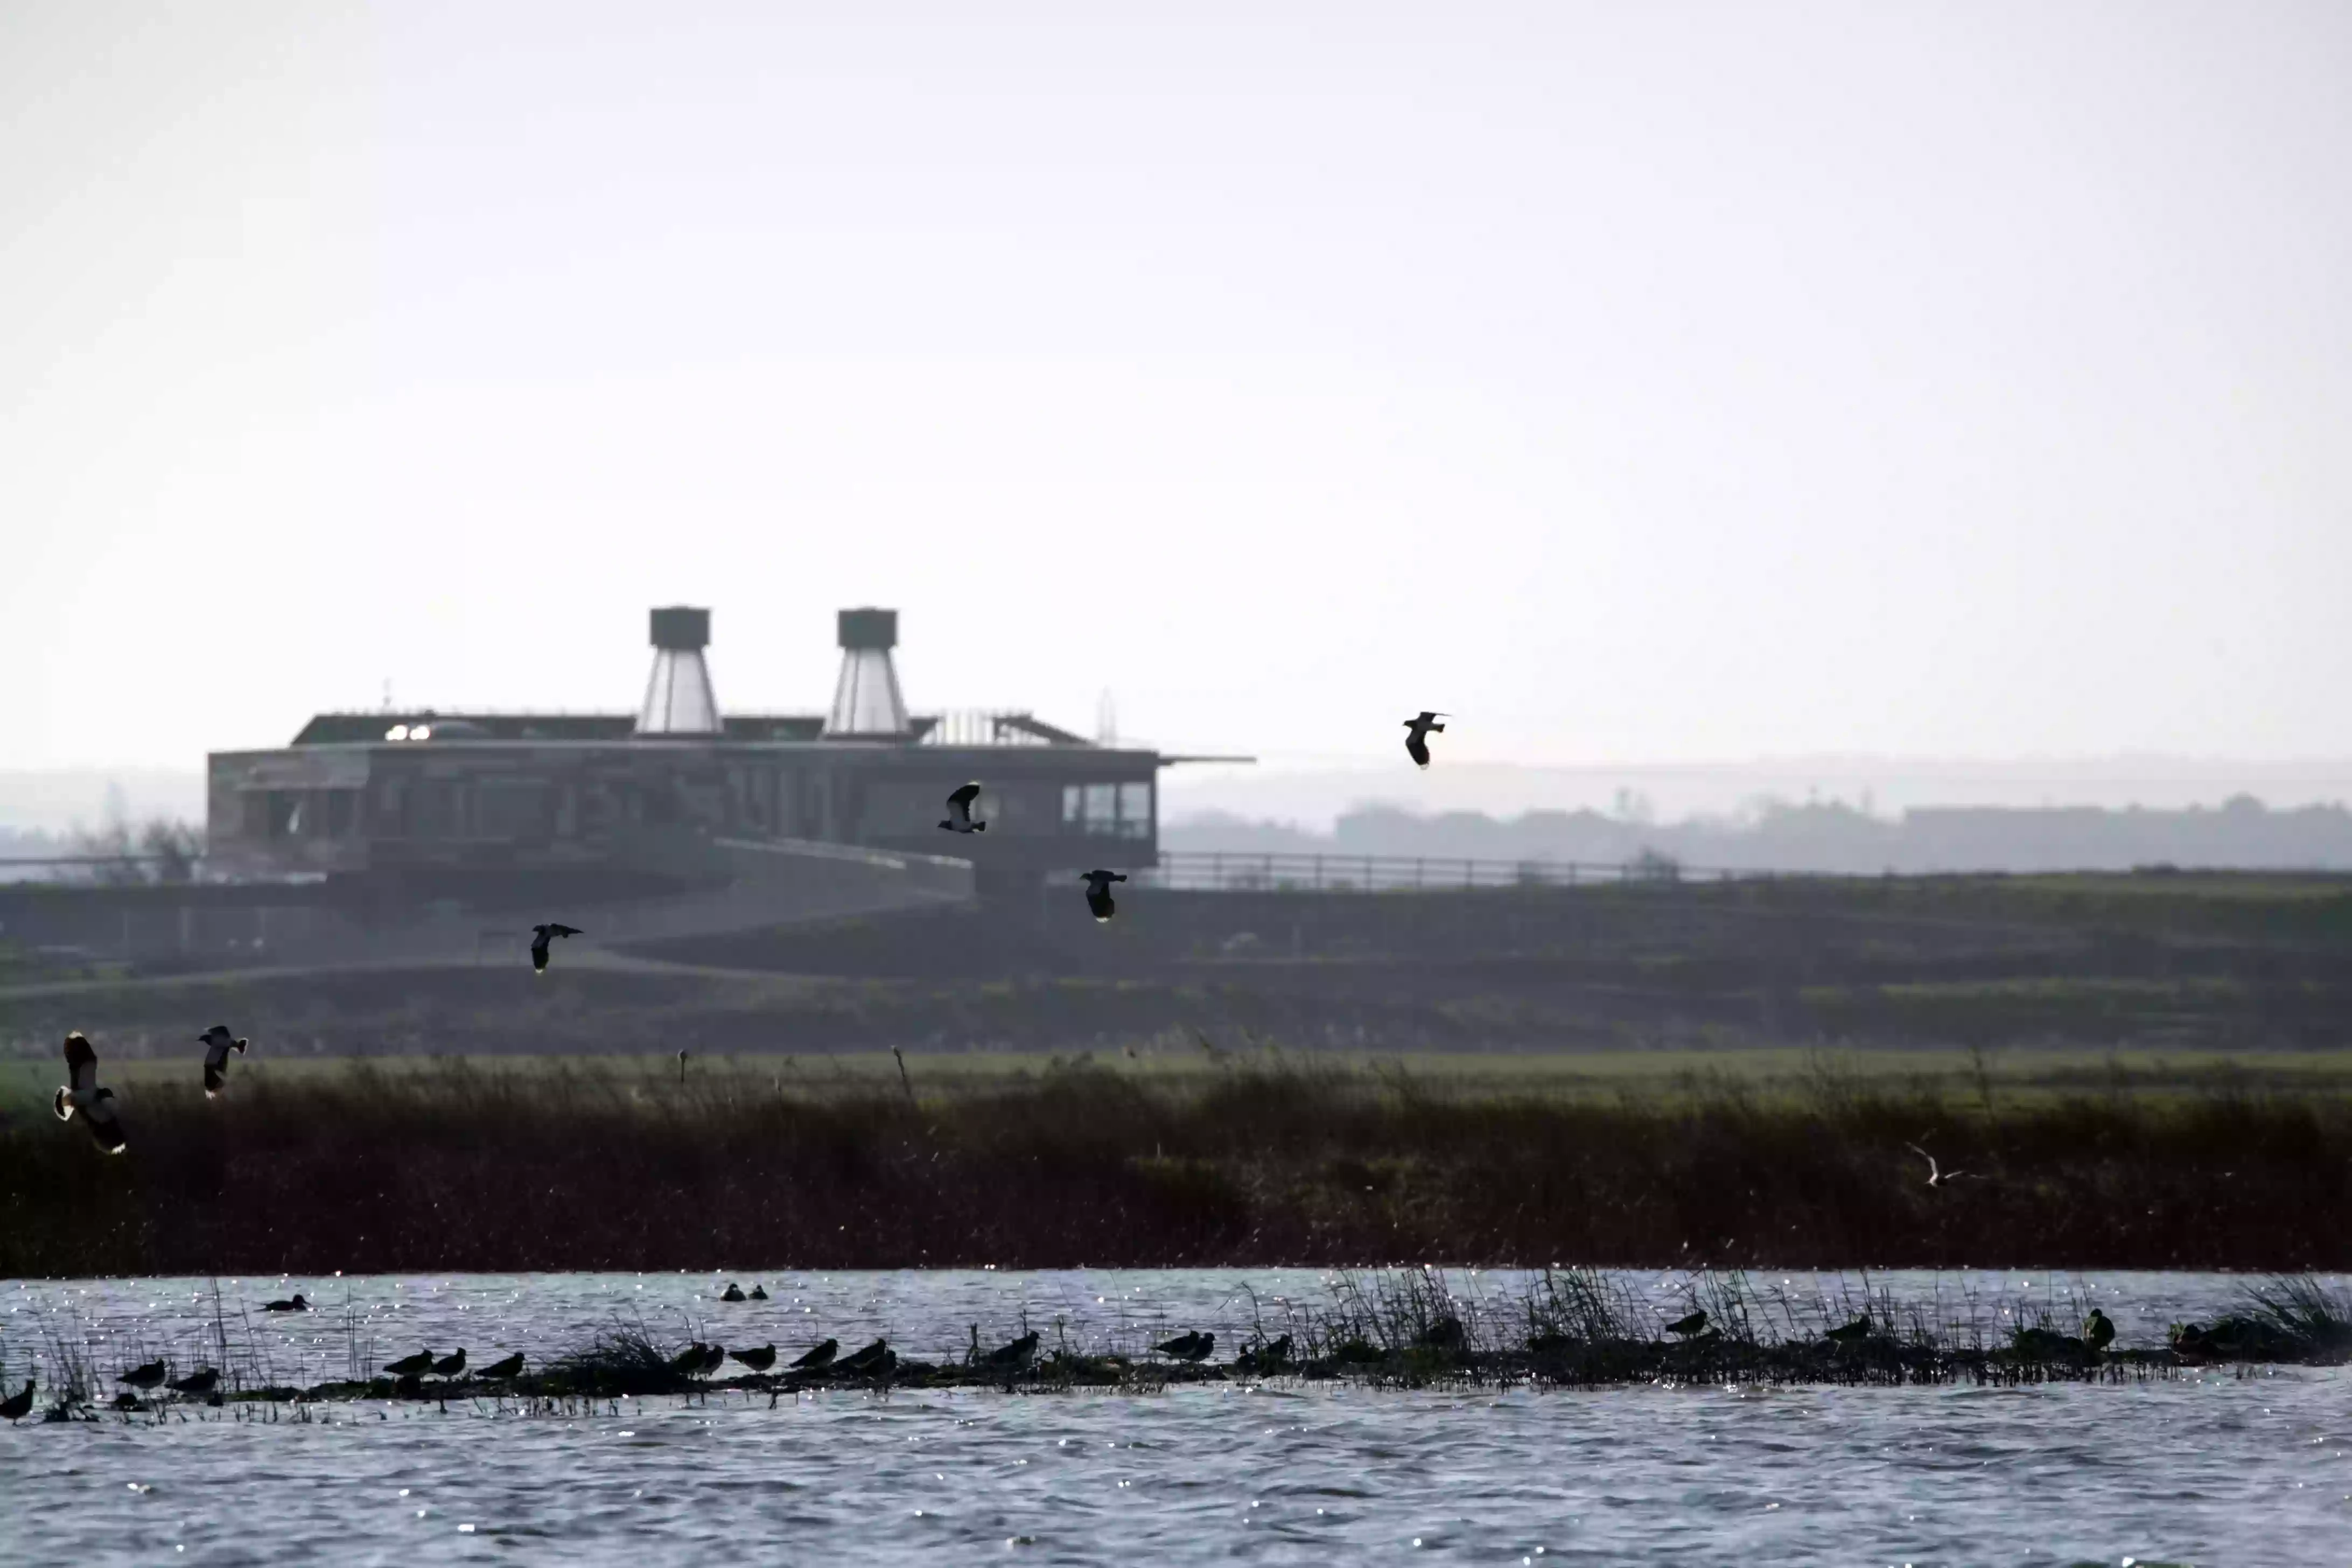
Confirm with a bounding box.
[667,1343,713,1377]
[2084,1308,2116,1352]
[199,1025,249,1098]
[1824,1315,1873,1344]
[54,1032,127,1154]
[1236,1335,1292,1372]
[120,1360,168,1390]
[1904,1142,1970,1188]
[1154,1331,1214,1363]
[169,1368,219,1396]
[263,1293,309,1313]
[0,1380,32,1422]
[790,1338,839,1371]
[696,1345,726,1377]
[383,1350,436,1377]
[720,1283,746,1303]
[1081,869,1128,923]
[748,1285,769,1301]
[530,923,583,974]
[730,1344,778,1373]
[837,1338,891,1374]
[938,782,986,834]
[1665,1310,1709,1339]
[1403,712,1448,769]
[431,1349,466,1378]
[981,1329,1039,1371]
[478,1352,526,1380]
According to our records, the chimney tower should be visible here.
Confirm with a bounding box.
[636,606,722,735]
[824,607,911,738]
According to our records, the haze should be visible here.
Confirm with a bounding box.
[5,1,2349,778]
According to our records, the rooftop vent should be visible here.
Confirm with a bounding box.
[824,607,910,738]
[636,606,721,735]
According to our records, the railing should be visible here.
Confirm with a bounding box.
[1135,851,1782,893]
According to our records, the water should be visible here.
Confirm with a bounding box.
[3,1271,2347,1565]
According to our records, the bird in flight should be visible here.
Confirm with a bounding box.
[199,1025,249,1098]
[1081,869,1128,922]
[1905,1142,1971,1187]
[939,782,986,834]
[54,1032,127,1153]
[1403,712,1447,769]
[530,923,583,974]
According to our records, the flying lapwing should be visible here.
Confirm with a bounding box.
[2084,1308,2115,1352]
[790,1338,839,1371]
[1153,1331,1213,1363]
[1081,869,1128,923]
[263,1294,309,1313]
[1403,712,1447,769]
[1824,1315,1873,1344]
[530,923,583,974]
[55,1032,127,1153]
[431,1349,466,1378]
[730,1344,778,1373]
[199,1025,249,1098]
[1665,1310,1709,1339]
[119,1360,168,1391]
[837,1338,891,1375]
[479,1352,526,1380]
[383,1350,436,1377]
[0,1380,32,1422]
[1905,1142,1970,1188]
[168,1368,219,1396]
[939,782,986,834]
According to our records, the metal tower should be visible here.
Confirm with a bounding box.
[635,606,722,735]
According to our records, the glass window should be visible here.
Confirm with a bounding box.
[1063,785,1083,824]
[1085,784,1117,829]
[1118,782,1152,824]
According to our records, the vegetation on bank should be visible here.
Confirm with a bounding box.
[4,1052,2349,1275]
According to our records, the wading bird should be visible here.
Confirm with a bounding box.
[54,1032,127,1153]
[263,1293,309,1313]
[384,1350,436,1377]
[730,1345,777,1373]
[1665,1310,1708,1339]
[530,923,583,974]
[939,782,986,834]
[697,1344,725,1376]
[431,1349,466,1377]
[120,1360,167,1391]
[791,1339,839,1371]
[837,1338,890,1374]
[1403,712,1448,769]
[1904,1142,1970,1187]
[199,1025,249,1098]
[0,1380,31,1422]
[1081,869,1128,923]
[169,1368,219,1396]
[479,1353,525,1380]
[1237,1335,1292,1372]
[1153,1331,1213,1363]
[2084,1308,2115,1352]
[667,1343,713,1377]
[1824,1315,1872,1344]
[978,1329,1039,1371]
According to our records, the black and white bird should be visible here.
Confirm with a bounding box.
[479,1352,526,1380]
[1403,712,1448,769]
[1153,1331,1213,1363]
[938,782,986,834]
[730,1344,778,1373]
[748,1284,769,1301]
[431,1349,467,1377]
[1905,1142,1970,1188]
[0,1380,32,1422]
[978,1329,1039,1371]
[1081,869,1128,923]
[120,1360,168,1391]
[837,1338,891,1374]
[667,1343,712,1377]
[1664,1310,1709,1339]
[168,1368,219,1396]
[720,1282,746,1303]
[2084,1308,2116,1352]
[54,1032,127,1153]
[263,1293,309,1313]
[529,923,583,974]
[790,1338,839,1371]
[1824,1315,1873,1344]
[384,1350,436,1377]
[697,1344,726,1377]
[199,1025,249,1098]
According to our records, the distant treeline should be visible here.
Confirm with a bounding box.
[6,1056,2348,1275]
[1168,795,2352,874]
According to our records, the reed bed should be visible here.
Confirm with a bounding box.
[2,1053,2349,1275]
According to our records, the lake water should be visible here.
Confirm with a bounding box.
[2,1270,2347,1565]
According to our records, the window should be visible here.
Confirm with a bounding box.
[1085,784,1117,831]
[1119,782,1152,838]
[1063,785,1083,825]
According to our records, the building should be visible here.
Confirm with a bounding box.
[206,606,1188,913]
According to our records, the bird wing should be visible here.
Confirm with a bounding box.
[948,782,982,807]
[549,924,583,938]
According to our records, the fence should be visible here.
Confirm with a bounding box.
[1134,851,1786,893]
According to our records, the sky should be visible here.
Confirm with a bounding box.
[5,1,2350,787]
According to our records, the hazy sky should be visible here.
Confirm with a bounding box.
[5,1,2349,776]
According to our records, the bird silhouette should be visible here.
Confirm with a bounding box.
[1664,1310,1708,1339]
[1904,1142,1971,1187]
[199,1025,249,1098]
[749,1284,768,1300]
[939,782,986,834]
[2084,1308,2116,1352]
[837,1338,891,1374]
[730,1344,778,1373]
[530,923,583,974]
[696,1345,726,1376]
[168,1368,219,1396]
[479,1352,525,1380]
[1403,712,1448,769]
[0,1380,32,1421]
[979,1329,1039,1371]
[383,1350,435,1377]
[1153,1331,1213,1363]
[790,1338,839,1371]
[120,1360,168,1390]
[720,1283,746,1303]
[1081,869,1128,923]
[263,1293,309,1313]
[431,1349,466,1377]
[54,1032,127,1153]
[666,1343,711,1377]
[1824,1315,1873,1343]
[1236,1335,1292,1371]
